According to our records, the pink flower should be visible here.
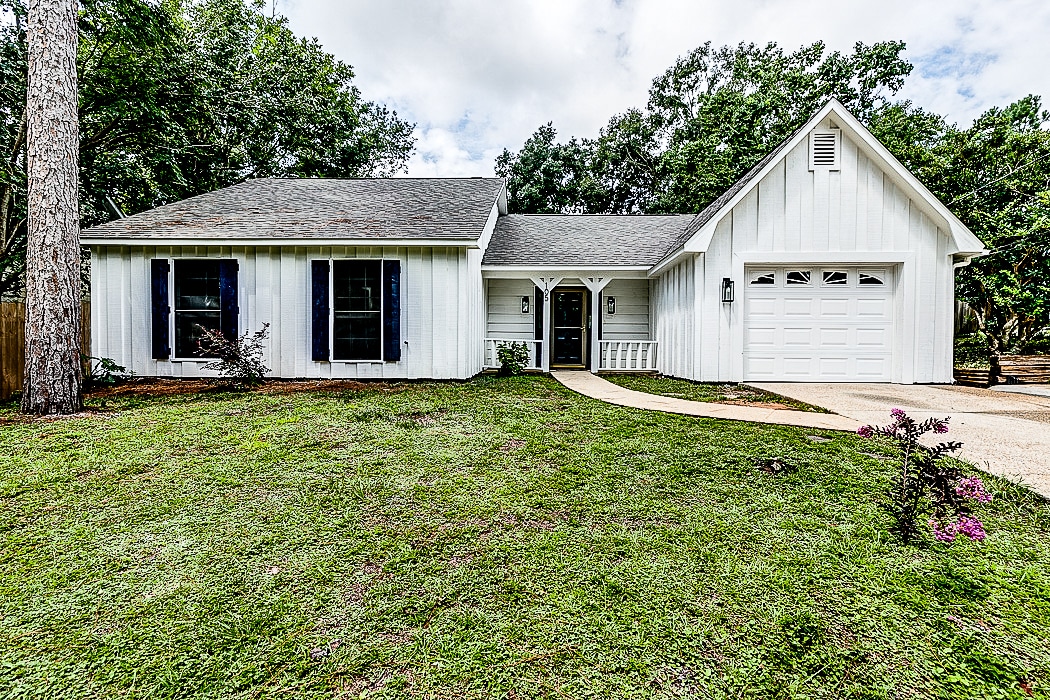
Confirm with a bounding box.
[955,476,992,503]
[929,518,958,542]
[933,419,950,434]
[890,408,906,420]
[956,516,987,542]
[857,425,874,438]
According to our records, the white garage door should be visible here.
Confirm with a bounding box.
[744,266,895,382]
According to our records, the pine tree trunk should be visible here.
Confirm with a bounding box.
[21,0,82,415]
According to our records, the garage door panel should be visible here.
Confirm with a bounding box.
[748,297,777,316]
[818,327,849,346]
[856,327,890,348]
[745,356,776,378]
[783,357,817,377]
[819,298,849,317]
[784,298,814,316]
[783,327,813,346]
[748,327,776,346]
[744,266,895,382]
[818,357,850,376]
[856,357,890,377]
[857,298,890,317]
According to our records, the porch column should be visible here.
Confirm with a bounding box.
[530,276,562,373]
[582,277,612,373]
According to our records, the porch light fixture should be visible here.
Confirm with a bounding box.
[607,296,616,315]
[721,277,735,303]
[520,296,530,314]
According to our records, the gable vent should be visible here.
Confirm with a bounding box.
[809,129,841,170]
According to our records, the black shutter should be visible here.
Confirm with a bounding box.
[534,287,544,369]
[218,260,239,341]
[150,259,170,359]
[311,260,330,361]
[597,291,603,338]
[382,260,401,362]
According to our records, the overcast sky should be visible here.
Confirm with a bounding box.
[280,0,1050,178]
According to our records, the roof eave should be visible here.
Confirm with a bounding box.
[82,236,483,248]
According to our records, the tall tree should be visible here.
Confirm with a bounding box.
[0,0,415,297]
[933,97,1050,355]
[498,40,913,215]
[494,123,596,214]
[22,0,82,414]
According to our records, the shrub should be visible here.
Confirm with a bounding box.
[858,409,992,545]
[496,341,531,376]
[196,323,271,388]
[82,355,132,388]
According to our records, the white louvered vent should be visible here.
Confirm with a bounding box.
[809,129,841,170]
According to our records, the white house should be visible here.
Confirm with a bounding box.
[83,100,987,384]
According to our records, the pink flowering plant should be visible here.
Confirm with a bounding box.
[857,408,992,545]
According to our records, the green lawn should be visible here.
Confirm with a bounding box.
[1,376,1048,699]
[602,373,828,412]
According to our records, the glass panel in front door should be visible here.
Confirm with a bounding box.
[552,291,584,365]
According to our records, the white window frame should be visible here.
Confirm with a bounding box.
[329,258,385,364]
[169,257,233,363]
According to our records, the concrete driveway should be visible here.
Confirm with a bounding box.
[749,382,1050,499]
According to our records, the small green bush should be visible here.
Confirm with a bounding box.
[196,323,271,388]
[496,341,531,376]
[82,355,132,388]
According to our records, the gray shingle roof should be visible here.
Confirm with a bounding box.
[83,177,506,241]
[483,214,695,267]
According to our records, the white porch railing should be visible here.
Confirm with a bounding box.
[483,338,543,370]
[599,340,658,371]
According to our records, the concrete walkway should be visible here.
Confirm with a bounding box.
[751,382,1050,499]
[551,371,860,432]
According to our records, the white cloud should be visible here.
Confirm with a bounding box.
[280,0,1050,177]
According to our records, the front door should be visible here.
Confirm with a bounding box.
[551,289,586,367]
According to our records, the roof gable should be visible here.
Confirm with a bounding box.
[653,100,986,272]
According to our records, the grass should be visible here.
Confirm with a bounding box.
[602,373,828,412]
[1,375,1048,699]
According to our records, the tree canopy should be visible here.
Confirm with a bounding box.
[0,0,415,298]
[497,40,1050,356]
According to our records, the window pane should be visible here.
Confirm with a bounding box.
[750,272,775,285]
[786,270,811,285]
[175,260,221,310]
[859,272,885,285]
[174,311,220,358]
[333,260,381,312]
[333,311,381,360]
[822,271,848,285]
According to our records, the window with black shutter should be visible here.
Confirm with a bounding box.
[156,259,239,359]
[332,260,382,361]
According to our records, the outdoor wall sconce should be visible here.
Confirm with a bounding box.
[721,278,735,303]
[521,296,530,314]
[607,296,616,315]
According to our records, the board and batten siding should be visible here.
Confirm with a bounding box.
[651,255,698,380]
[653,120,958,383]
[600,279,650,340]
[90,245,486,379]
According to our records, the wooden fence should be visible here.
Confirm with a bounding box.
[0,302,90,400]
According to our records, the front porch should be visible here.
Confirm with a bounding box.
[481,270,658,373]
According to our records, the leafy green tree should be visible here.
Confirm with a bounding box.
[497,40,913,216]
[646,40,912,213]
[494,123,596,214]
[934,97,1050,355]
[0,0,415,297]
